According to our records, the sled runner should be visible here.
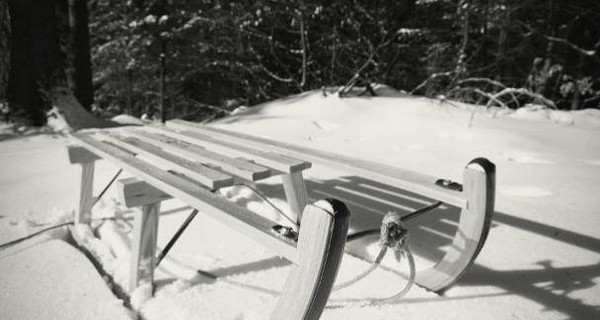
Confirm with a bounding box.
[67,120,495,319]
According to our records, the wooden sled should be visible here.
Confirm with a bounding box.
[67,120,495,319]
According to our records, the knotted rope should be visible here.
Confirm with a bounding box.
[333,211,416,304]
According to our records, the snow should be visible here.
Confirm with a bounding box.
[0,240,134,320]
[1,91,599,319]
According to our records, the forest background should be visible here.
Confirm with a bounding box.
[0,0,598,126]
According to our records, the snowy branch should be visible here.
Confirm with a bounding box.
[486,88,556,109]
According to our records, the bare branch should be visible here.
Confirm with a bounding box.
[260,65,296,83]
[486,88,556,109]
[542,35,597,57]
[410,71,454,95]
[522,24,598,59]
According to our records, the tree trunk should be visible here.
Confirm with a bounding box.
[0,0,10,101]
[8,0,66,125]
[68,0,93,110]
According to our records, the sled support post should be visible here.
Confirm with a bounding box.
[67,145,100,225]
[281,171,309,224]
[129,201,160,294]
[118,178,167,294]
[271,199,350,320]
[415,158,495,292]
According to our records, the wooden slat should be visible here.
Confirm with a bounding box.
[71,133,300,264]
[125,129,272,181]
[97,131,234,190]
[153,124,312,174]
[168,120,466,207]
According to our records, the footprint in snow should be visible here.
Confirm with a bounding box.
[500,186,553,198]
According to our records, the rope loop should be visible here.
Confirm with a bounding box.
[380,212,409,259]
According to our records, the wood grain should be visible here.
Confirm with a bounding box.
[125,129,272,181]
[414,158,495,292]
[129,201,160,293]
[98,131,235,190]
[281,171,309,224]
[270,199,350,320]
[154,124,312,174]
[76,162,95,225]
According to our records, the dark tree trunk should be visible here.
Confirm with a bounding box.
[0,0,10,101]
[7,0,67,125]
[68,0,93,110]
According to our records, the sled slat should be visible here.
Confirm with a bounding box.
[125,129,273,181]
[71,132,300,264]
[97,131,235,190]
[150,124,312,174]
[168,119,466,208]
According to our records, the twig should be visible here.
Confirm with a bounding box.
[410,71,454,95]
[486,88,556,109]
[522,23,599,60]
[260,65,296,83]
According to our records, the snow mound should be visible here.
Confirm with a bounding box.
[111,114,146,125]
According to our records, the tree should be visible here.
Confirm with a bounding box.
[0,0,10,101]
[69,0,94,110]
[6,0,98,126]
[8,0,66,125]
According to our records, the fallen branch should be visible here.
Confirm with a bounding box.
[449,83,518,107]
[486,88,556,109]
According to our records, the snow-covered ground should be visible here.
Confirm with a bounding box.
[1,91,599,320]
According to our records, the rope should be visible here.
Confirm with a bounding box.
[0,217,128,251]
[0,222,75,251]
[1,169,125,252]
[239,183,298,228]
[332,211,416,305]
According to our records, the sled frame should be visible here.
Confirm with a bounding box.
[67,120,495,318]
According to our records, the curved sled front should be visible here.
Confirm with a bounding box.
[270,199,350,320]
[415,158,496,293]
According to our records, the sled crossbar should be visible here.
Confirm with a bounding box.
[67,122,495,319]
